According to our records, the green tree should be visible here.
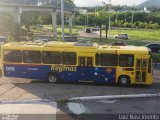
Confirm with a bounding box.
[21,12,43,30]
[123,22,129,28]
[151,23,159,29]
[42,0,75,10]
[95,10,109,41]
[0,13,21,42]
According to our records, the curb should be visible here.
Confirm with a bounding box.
[0,99,52,104]
[70,93,160,101]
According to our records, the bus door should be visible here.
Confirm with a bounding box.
[136,58,148,83]
[78,56,93,81]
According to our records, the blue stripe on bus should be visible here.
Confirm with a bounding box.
[3,64,116,83]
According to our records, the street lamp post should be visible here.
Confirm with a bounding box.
[85,12,88,26]
[61,0,65,41]
[102,0,111,36]
[85,14,87,26]
[131,11,134,23]
[108,0,111,36]
[95,5,98,17]
[86,13,88,26]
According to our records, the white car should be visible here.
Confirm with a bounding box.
[114,33,128,39]
[0,35,6,43]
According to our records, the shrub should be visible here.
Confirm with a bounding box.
[152,53,160,63]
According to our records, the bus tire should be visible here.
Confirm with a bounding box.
[47,73,59,83]
[118,76,130,86]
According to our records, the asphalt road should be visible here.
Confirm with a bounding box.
[77,30,111,39]
[0,69,159,120]
[57,97,160,120]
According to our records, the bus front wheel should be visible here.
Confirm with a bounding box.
[48,74,58,83]
[118,76,130,86]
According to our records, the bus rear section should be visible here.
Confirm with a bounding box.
[134,56,152,85]
[116,53,153,86]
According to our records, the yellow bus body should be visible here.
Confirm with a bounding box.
[0,41,153,85]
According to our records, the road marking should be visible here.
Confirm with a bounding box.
[70,93,160,101]
[97,100,117,104]
[67,102,89,115]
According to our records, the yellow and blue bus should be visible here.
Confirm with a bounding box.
[0,41,153,86]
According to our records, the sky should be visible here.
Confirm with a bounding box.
[74,0,147,7]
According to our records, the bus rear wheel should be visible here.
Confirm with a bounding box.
[48,74,58,83]
[118,76,130,86]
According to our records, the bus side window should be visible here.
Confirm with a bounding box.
[100,54,118,66]
[79,57,85,67]
[4,50,22,63]
[62,52,76,65]
[42,51,61,64]
[23,51,41,63]
[142,59,147,70]
[119,54,134,67]
[136,59,140,70]
[87,57,93,67]
[148,59,151,73]
[95,53,100,66]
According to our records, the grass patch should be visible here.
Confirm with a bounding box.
[78,37,149,46]
[56,99,70,104]
[152,53,160,63]
[56,99,79,104]
[30,25,156,46]
[103,29,160,41]
[43,25,85,35]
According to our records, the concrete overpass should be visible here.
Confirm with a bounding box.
[0,4,74,39]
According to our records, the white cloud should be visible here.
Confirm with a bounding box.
[74,0,147,7]
[74,0,103,7]
[109,0,146,6]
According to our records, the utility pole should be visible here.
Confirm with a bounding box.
[61,0,65,41]
[95,5,97,17]
[102,0,111,36]
[85,14,86,26]
[85,12,88,26]
[108,0,111,36]
[87,13,88,26]
[131,12,134,23]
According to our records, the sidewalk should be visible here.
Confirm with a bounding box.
[0,100,57,120]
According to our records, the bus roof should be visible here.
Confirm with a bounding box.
[1,41,149,55]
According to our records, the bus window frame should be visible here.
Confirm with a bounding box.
[78,56,94,67]
[148,58,152,73]
[3,49,23,63]
[119,54,134,67]
[96,53,118,67]
[41,51,77,66]
[42,51,62,65]
[61,52,77,66]
[95,53,100,66]
[23,50,42,64]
